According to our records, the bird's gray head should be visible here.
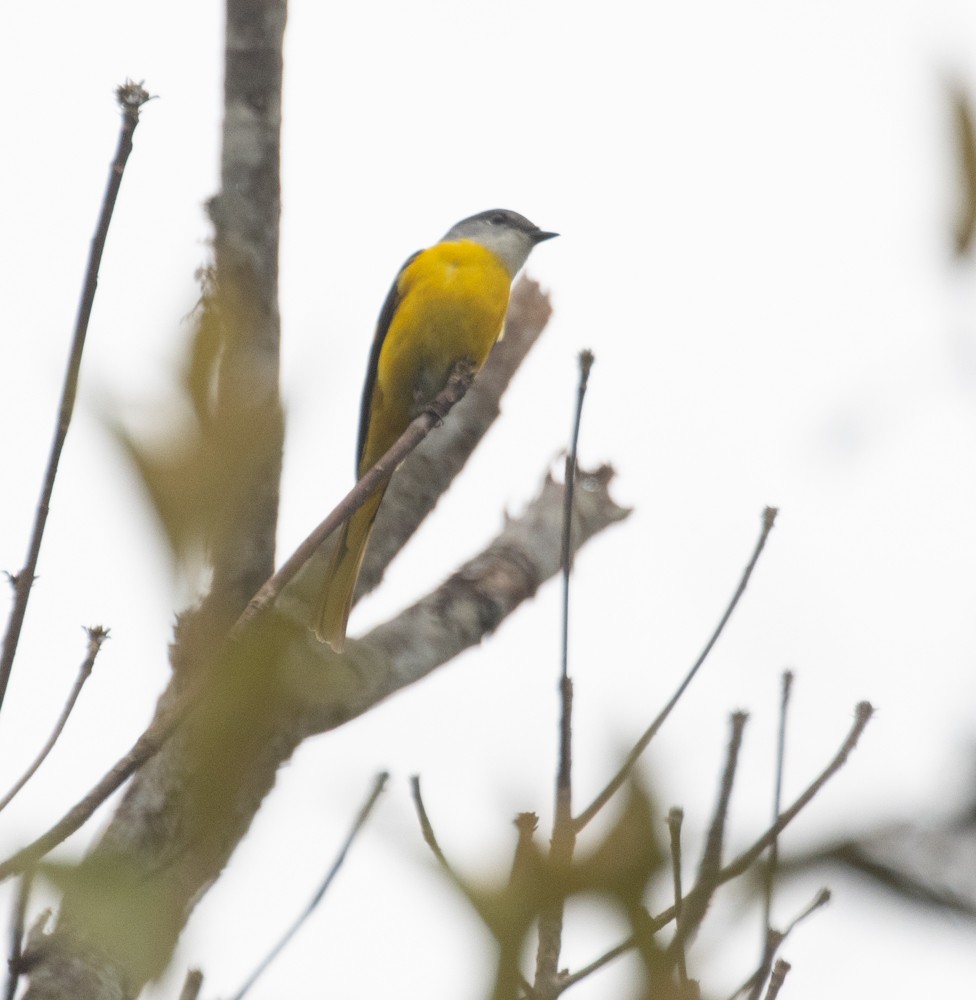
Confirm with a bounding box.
[441,209,558,277]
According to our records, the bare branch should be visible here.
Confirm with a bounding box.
[229,772,388,1000]
[0,83,150,719]
[752,670,793,1000]
[669,712,749,959]
[575,507,778,832]
[556,939,633,993]
[4,872,33,1000]
[730,884,829,999]
[293,464,629,735]
[233,361,476,637]
[762,959,791,1000]
[563,704,871,993]
[709,702,873,888]
[786,889,831,938]
[535,351,594,1000]
[0,627,109,814]
[510,813,540,888]
[0,462,624,890]
[177,969,203,1000]
[560,349,594,680]
[412,780,536,1000]
[0,366,478,878]
[411,776,463,881]
[0,685,189,882]
[667,807,689,986]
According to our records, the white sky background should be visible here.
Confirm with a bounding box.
[3,0,976,997]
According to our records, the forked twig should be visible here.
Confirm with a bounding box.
[729,888,829,1000]
[0,627,109,814]
[0,82,151,719]
[229,772,388,1000]
[575,507,778,832]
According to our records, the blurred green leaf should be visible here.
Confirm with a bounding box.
[572,777,665,907]
[951,84,976,257]
[41,856,181,985]
[107,277,284,570]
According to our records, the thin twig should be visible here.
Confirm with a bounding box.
[0,627,109,814]
[411,775,500,928]
[3,871,33,1000]
[762,959,791,1000]
[410,775,455,874]
[177,969,203,1000]
[0,82,151,720]
[764,672,793,925]
[736,890,830,1000]
[510,812,540,888]
[559,703,872,995]
[701,713,749,880]
[560,349,593,682]
[534,352,594,999]
[752,671,793,1000]
[707,702,873,888]
[229,772,388,1000]
[575,507,778,832]
[0,688,189,883]
[558,939,633,992]
[412,781,538,999]
[725,885,828,997]
[669,712,748,959]
[784,887,830,936]
[723,888,827,998]
[231,360,477,640]
[730,931,783,1000]
[666,807,688,985]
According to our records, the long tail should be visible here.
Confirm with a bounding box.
[314,485,387,651]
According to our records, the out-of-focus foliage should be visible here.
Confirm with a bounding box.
[109,270,283,573]
[423,772,697,999]
[951,84,976,256]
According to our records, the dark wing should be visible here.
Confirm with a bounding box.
[356,250,421,472]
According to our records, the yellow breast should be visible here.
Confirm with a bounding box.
[388,238,512,366]
[365,239,513,470]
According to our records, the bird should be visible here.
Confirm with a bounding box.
[314,208,558,650]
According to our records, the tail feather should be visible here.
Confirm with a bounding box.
[314,488,386,651]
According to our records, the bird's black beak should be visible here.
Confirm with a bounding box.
[532,229,559,243]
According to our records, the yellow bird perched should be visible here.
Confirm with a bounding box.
[314,209,558,650]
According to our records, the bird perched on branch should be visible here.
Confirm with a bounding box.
[314,209,558,650]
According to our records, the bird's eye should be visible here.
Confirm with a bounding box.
[489,212,506,226]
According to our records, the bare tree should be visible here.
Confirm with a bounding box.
[0,3,886,999]
[0,3,626,998]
